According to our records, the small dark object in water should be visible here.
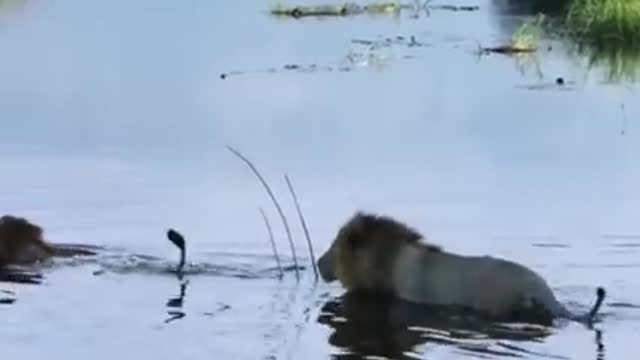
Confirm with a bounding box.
[283,64,300,70]
[482,45,536,55]
[288,5,348,18]
[291,7,303,18]
[0,297,16,304]
[167,229,186,274]
[220,73,227,79]
[556,77,564,85]
[433,5,479,12]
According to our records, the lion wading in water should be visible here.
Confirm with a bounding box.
[0,215,96,268]
[317,212,606,325]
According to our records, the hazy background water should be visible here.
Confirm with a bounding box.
[1,0,638,359]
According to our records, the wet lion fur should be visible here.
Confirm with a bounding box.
[0,215,95,267]
[318,212,606,325]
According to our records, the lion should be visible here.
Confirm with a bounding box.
[0,215,96,267]
[317,211,606,326]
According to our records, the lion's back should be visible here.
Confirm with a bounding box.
[467,256,563,317]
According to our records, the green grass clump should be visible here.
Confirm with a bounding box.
[567,0,640,45]
[269,1,403,18]
[511,14,546,50]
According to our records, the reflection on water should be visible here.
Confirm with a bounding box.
[564,42,640,84]
[317,292,578,360]
[596,329,605,360]
[165,279,188,323]
[0,267,43,285]
[491,0,570,16]
[491,0,640,85]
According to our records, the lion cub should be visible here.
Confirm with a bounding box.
[0,215,96,267]
[318,212,605,325]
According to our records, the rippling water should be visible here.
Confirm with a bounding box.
[1,0,639,359]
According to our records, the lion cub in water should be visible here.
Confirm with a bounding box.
[0,215,96,267]
[318,212,606,325]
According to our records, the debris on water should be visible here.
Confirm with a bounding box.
[478,15,545,57]
[515,80,576,91]
[429,5,479,12]
[0,297,16,305]
[555,77,564,85]
[269,1,479,19]
[352,35,430,50]
[220,53,389,78]
[220,33,428,79]
[479,44,537,56]
[220,63,332,79]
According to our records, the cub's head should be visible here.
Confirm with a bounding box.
[318,212,439,293]
[0,215,49,266]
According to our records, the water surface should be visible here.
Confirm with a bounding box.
[1,0,638,359]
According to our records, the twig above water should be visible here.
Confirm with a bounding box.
[225,145,300,280]
[284,174,318,280]
[260,207,284,279]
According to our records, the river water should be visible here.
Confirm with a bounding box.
[1,0,638,359]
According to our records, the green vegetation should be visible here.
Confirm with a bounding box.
[511,14,546,50]
[562,0,640,83]
[567,0,640,45]
[269,1,478,19]
[269,1,403,18]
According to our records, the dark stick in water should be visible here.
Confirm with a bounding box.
[225,145,300,280]
[284,174,318,280]
[167,229,186,275]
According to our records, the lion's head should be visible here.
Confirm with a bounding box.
[318,212,440,293]
[0,215,51,265]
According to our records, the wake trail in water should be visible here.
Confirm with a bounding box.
[46,247,307,280]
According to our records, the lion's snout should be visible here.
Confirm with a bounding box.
[317,248,336,282]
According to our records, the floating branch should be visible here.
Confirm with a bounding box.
[479,45,537,55]
[260,207,284,278]
[225,145,300,280]
[476,15,544,57]
[284,174,318,280]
